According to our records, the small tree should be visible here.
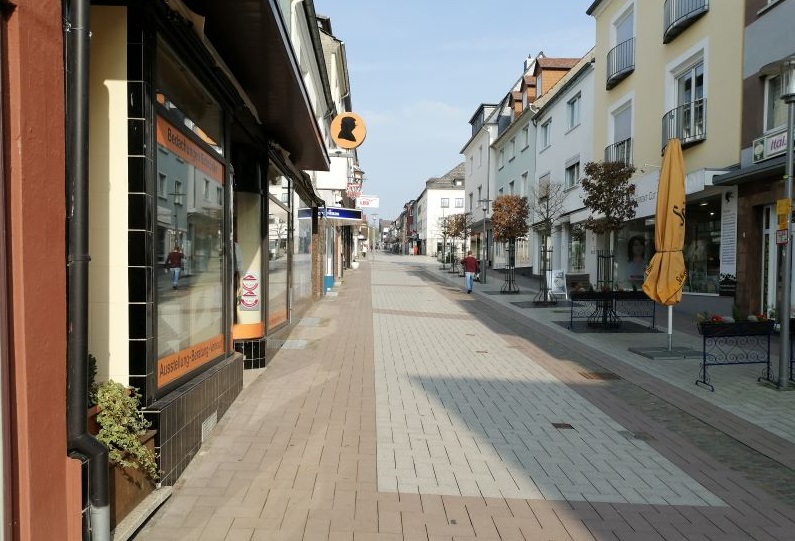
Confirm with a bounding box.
[581,160,638,289]
[528,179,567,248]
[581,161,637,248]
[448,212,475,269]
[492,195,530,293]
[437,215,454,266]
[492,195,530,248]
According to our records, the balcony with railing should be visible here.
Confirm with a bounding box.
[661,98,706,149]
[604,137,633,165]
[606,38,635,90]
[663,0,709,44]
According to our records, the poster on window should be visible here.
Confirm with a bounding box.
[547,269,568,299]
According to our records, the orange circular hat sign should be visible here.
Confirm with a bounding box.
[330,112,367,149]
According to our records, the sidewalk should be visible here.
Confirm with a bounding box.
[135,253,795,540]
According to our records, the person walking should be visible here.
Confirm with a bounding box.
[165,245,184,290]
[461,251,479,294]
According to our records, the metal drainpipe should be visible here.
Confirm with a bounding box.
[64,1,111,538]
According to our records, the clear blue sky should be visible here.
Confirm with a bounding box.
[313,1,595,221]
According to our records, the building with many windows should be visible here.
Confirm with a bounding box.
[588,0,743,298]
[713,0,795,318]
[0,0,352,537]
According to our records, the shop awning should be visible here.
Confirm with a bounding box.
[182,0,329,172]
[712,156,785,186]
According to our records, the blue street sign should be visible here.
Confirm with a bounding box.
[297,207,363,222]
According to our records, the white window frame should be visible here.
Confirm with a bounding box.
[540,119,552,149]
[765,73,791,132]
[565,161,580,189]
[158,172,167,199]
[567,93,581,130]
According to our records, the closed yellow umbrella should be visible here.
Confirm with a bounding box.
[643,138,687,348]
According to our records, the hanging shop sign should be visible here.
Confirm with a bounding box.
[330,112,367,149]
[297,207,363,222]
[357,195,380,208]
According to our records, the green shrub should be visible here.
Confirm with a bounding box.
[95,380,159,481]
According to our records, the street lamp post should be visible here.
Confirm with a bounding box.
[776,56,795,389]
[477,198,492,284]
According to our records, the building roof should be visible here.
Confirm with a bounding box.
[535,57,581,70]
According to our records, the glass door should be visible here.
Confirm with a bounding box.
[762,205,777,317]
[762,204,795,320]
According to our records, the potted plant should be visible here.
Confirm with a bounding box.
[94,380,159,528]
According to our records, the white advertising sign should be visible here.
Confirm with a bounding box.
[358,195,380,208]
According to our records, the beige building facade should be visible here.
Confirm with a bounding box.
[588,0,744,296]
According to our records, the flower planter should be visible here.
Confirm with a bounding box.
[612,290,650,301]
[110,429,157,529]
[697,320,774,337]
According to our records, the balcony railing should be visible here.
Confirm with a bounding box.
[663,0,709,44]
[661,98,706,149]
[606,38,635,90]
[604,137,633,165]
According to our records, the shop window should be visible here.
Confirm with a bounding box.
[154,115,225,389]
[156,38,224,156]
[568,226,586,273]
[683,195,722,294]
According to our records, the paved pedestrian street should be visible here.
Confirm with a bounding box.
[136,254,795,540]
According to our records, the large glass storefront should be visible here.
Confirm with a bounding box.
[154,41,226,390]
[614,194,723,294]
[294,195,312,311]
[267,163,291,330]
[683,195,722,294]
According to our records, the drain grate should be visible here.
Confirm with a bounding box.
[579,371,621,380]
[552,422,575,429]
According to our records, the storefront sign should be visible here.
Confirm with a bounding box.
[330,112,367,150]
[358,195,380,208]
[319,207,363,221]
[238,272,260,311]
[156,116,224,183]
[752,127,794,163]
[157,334,225,388]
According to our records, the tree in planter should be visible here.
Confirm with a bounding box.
[436,214,454,268]
[581,160,638,289]
[448,212,475,273]
[95,380,159,482]
[527,180,567,298]
[491,195,530,293]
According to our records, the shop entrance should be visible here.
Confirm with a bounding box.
[761,204,795,320]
